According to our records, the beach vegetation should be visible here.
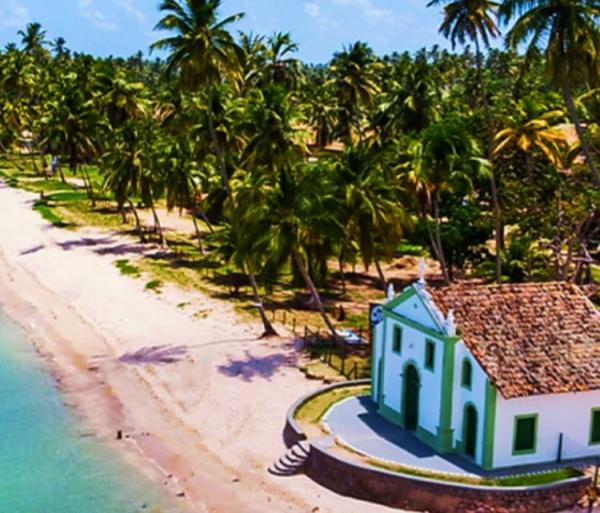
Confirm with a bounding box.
[0,0,598,346]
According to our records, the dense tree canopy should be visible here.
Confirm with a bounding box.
[1,0,599,336]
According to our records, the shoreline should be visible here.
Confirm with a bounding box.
[0,183,394,513]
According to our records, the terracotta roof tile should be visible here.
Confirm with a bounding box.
[427,282,600,399]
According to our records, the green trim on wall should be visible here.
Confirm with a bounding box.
[371,322,378,402]
[383,286,417,311]
[417,426,443,451]
[460,402,479,460]
[512,414,539,456]
[461,358,473,390]
[376,317,389,406]
[392,325,403,354]
[379,402,404,427]
[437,335,458,454]
[482,380,497,470]
[383,308,446,341]
[424,339,435,371]
[588,407,600,445]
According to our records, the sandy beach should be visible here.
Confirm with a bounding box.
[0,181,396,513]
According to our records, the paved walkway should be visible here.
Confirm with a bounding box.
[324,396,482,476]
[324,395,599,478]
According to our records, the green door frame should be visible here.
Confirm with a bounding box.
[463,403,478,459]
[403,363,420,431]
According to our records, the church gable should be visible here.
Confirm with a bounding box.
[385,284,448,335]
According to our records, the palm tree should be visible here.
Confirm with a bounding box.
[236,165,342,341]
[402,116,488,282]
[428,0,504,283]
[500,0,600,186]
[264,32,301,89]
[334,141,410,292]
[328,42,380,141]
[301,72,337,149]
[18,22,49,60]
[152,0,244,191]
[241,85,306,176]
[494,98,568,171]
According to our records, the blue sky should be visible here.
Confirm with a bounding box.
[0,0,455,63]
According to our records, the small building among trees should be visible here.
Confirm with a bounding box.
[371,273,600,470]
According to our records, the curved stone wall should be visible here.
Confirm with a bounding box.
[306,443,590,513]
[284,380,591,513]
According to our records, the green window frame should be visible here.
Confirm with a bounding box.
[461,358,472,389]
[392,325,402,354]
[589,408,600,445]
[424,339,435,371]
[512,414,538,455]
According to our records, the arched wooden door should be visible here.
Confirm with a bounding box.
[463,404,478,458]
[403,364,420,432]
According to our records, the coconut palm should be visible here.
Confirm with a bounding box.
[152,0,244,191]
[18,22,49,60]
[241,84,306,175]
[494,98,568,171]
[500,0,600,186]
[263,32,301,89]
[334,141,410,292]
[428,0,504,282]
[402,116,489,282]
[235,165,342,340]
[328,42,380,141]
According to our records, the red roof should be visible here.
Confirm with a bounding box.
[427,282,600,399]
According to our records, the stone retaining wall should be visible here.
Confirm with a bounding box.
[285,380,591,513]
[306,443,590,513]
[283,379,370,448]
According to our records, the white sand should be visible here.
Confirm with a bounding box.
[0,182,399,513]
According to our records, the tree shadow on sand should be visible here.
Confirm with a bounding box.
[217,351,295,381]
[119,345,188,365]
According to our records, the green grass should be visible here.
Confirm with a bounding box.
[115,259,141,277]
[32,200,71,228]
[359,453,583,487]
[145,279,163,292]
[397,241,429,257]
[294,385,370,425]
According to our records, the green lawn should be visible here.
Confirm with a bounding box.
[294,384,370,425]
[360,453,583,488]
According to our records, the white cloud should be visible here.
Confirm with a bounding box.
[117,0,145,22]
[304,2,321,18]
[0,0,30,28]
[79,0,120,32]
[304,1,339,29]
[332,0,395,24]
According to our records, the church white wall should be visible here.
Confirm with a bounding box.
[451,341,487,466]
[371,319,383,402]
[391,288,441,332]
[381,315,444,436]
[493,389,600,468]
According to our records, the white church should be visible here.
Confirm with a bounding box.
[370,268,600,470]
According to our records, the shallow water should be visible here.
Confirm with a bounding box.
[0,307,183,513]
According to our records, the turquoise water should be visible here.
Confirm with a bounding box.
[0,308,183,513]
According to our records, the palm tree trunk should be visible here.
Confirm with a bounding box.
[190,206,206,255]
[243,263,278,338]
[475,38,503,283]
[431,194,450,283]
[81,167,96,207]
[338,256,346,295]
[206,87,229,192]
[193,199,215,234]
[127,199,146,243]
[563,85,600,187]
[293,251,338,342]
[150,204,166,247]
[374,257,386,290]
